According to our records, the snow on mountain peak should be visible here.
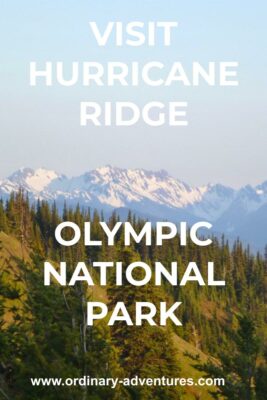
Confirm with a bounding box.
[1,165,267,226]
[0,166,236,217]
[80,166,205,209]
[7,167,61,192]
[25,168,60,192]
[2,166,267,250]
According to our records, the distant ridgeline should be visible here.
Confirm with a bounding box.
[1,166,267,251]
[0,190,266,399]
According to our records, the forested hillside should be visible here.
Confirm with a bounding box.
[0,191,266,399]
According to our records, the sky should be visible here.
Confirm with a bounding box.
[1,0,267,188]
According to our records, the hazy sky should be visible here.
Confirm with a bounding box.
[1,0,267,187]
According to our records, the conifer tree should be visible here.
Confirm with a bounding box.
[198,315,261,400]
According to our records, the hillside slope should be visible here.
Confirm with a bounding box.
[0,231,218,399]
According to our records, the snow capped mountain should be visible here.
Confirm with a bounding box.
[1,167,65,195]
[1,166,267,249]
[79,166,203,209]
[187,183,235,220]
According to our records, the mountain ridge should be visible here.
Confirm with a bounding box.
[1,166,267,249]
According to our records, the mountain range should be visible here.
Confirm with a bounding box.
[1,166,266,250]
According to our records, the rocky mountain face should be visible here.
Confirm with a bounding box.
[1,166,267,249]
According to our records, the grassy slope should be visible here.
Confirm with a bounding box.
[0,231,30,261]
[0,232,218,399]
[0,231,31,323]
[172,333,216,399]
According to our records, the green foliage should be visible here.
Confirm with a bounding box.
[255,363,267,400]
[0,192,266,399]
[108,247,181,399]
[196,315,264,400]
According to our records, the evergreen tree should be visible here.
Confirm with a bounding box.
[107,247,181,399]
[198,315,261,400]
